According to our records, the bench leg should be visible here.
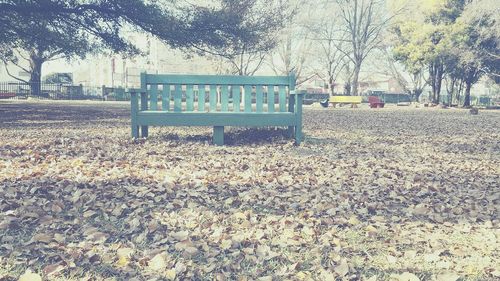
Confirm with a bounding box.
[287,126,295,138]
[213,126,224,145]
[132,125,139,138]
[295,126,302,145]
[141,125,148,138]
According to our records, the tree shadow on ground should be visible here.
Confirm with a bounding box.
[155,127,292,146]
[0,101,130,128]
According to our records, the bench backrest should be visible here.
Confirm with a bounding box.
[139,72,296,113]
[329,95,362,103]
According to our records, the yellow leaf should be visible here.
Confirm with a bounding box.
[332,238,341,247]
[220,239,232,250]
[233,212,246,220]
[366,225,377,235]
[116,256,129,267]
[348,216,360,225]
[165,269,176,280]
[296,271,311,280]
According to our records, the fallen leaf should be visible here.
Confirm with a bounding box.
[116,256,130,267]
[148,254,166,271]
[117,247,134,259]
[390,272,420,281]
[18,269,42,281]
[435,272,460,281]
[171,230,189,241]
[166,269,176,280]
[386,255,397,264]
[43,264,65,277]
[334,259,349,276]
[220,239,232,250]
[31,233,52,244]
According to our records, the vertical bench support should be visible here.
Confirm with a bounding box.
[140,92,148,138]
[213,126,224,146]
[287,73,297,139]
[287,94,295,138]
[131,92,139,138]
[294,92,304,145]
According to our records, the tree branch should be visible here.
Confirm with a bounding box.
[2,62,29,83]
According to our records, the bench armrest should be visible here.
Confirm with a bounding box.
[126,88,141,93]
[290,90,306,95]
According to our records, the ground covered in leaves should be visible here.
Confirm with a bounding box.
[0,100,499,281]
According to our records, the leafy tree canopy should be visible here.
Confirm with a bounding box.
[0,0,287,87]
[0,0,281,54]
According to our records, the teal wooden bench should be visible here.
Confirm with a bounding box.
[130,72,304,145]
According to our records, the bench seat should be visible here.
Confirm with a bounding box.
[136,111,296,127]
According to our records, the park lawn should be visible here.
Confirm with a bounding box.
[0,100,498,281]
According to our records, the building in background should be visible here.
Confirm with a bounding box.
[73,35,217,88]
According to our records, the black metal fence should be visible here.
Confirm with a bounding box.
[0,82,129,101]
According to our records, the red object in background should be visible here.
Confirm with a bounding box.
[368,96,385,108]
[0,92,16,98]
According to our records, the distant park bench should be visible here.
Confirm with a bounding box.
[329,95,362,108]
[130,72,304,145]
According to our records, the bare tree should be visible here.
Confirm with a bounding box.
[212,46,268,76]
[268,0,315,85]
[269,29,313,84]
[195,0,288,76]
[335,0,389,96]
[310,14,350,95]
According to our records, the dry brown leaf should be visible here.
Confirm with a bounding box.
[43,264,65,277]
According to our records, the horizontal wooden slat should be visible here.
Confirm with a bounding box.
[137,112,296,126]
[145,74,292,86]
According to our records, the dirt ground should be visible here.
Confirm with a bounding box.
[0,100,499,280]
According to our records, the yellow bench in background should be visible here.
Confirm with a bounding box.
[329,96,362,108]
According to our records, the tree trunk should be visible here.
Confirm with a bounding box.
[351,63,360,96]
[463,81,472,107]
[429,62,444,104]
[449,79,455,106]
[457,79,463,104]
[414,89,423,102]
[29,54,43,96]
[429,65,437,103]
[436,65,443,104]
[344,82,351,96]
[329,76,335,95]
